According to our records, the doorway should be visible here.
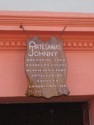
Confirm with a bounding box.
[0,102,89,125]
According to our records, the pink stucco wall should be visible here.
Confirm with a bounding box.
[0,11,94,98]
[0,51,94,97]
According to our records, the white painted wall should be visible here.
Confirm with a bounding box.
[0,0,94,13]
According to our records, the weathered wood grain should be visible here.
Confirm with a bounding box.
[25,36,69,98]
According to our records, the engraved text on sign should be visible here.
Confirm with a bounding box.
[25,36,69,98]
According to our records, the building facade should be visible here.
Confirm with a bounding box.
[0,11,94,125]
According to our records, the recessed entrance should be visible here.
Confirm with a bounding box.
[0,102,88,125]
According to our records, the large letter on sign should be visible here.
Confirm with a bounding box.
[25,36,70,98]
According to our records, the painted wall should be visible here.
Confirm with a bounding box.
[0,0,94,13]
[0,11,94,98]
[0,51,94,97]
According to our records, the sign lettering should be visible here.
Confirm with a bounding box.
[25,36,69,98]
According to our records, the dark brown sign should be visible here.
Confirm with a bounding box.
[25,36,69,98]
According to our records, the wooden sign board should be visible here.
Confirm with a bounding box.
[25,36,69,98]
